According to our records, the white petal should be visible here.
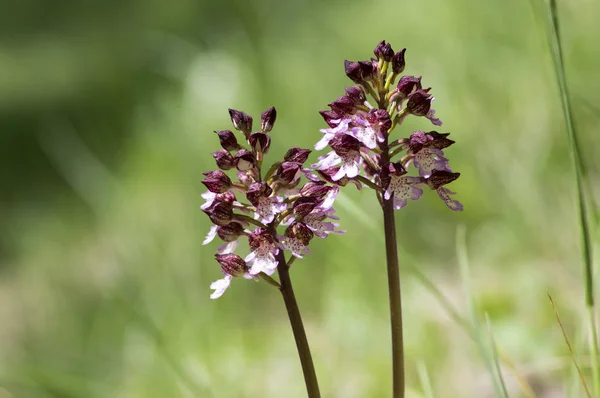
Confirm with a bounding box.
[210,275,232,299]
[202,225,218,245]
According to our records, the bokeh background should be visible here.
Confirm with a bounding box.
[1,0,600,396]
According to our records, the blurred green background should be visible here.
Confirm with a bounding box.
[1,0,600,396]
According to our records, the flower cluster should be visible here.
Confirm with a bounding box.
[202,108,344,298]
[314,40,463,211]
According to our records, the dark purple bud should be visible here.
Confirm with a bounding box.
[212,149,236,170]
[300,181,330,199]
[345,86,366,105]
[275,161,303,185]
[260,107,277,132]
[228,109,253,134]
[284,148,311,164]
[319,110,342,128]
[329,95,356,115]
[246,182,273,206]
[329,133,361,156]
[234,149,256,171]
[344,60,376,84]
[425,170,460,190]
[367,109,392,133]
[215,253,248,276]
[408,131,454,153]
[248,132,271,154]
[286,222,314,246]
[202,170,232,193]
[248,227,274,251]
[204,201,233,226]
[407,90,433,117]
[427,131,455,149]
[214,130,241,151]
[396,76,422,99]
[293,197,320,219]
[391,49,406,74]
[374,40,394,62]
[217,222,245,242]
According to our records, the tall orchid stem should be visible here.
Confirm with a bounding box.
[274,248,321,397]
[380,138,405,398]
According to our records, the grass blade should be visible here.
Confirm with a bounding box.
[457,225,507,398]
[538,0,600,393]
[416,360,435,398]
[485,314,510,398]
[547,291,592,397]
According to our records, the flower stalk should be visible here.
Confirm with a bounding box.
[379,135,406,397]
[275,248,321,398]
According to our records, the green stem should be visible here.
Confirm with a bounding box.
[258,272,281,288]
[355,175,383,192]
[274,248,321,397]
[380,137,405,398]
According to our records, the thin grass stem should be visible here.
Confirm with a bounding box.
[485,314,510,398]
[547,291,592,398]
[541,0,599,392]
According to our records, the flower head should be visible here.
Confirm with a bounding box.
[203,108,344,299]
[313,41,462,213]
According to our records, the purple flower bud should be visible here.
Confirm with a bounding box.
[248,132,271,154]
[407,89,433,117]
[246,182,273,206]
[293,196,320,218]
[217,222,245,242]
[203,200,233,226]
[374,40,394,61]
[344,86,366,105]
[408,131,455,153]
[201,170,232,193]
[234,149,256,171]
[329,133,361,156]
[215,253,248,277]
[396,76,422,99]
[426,131,455,149]
[248,227,275,251]
[424,170,460,190]
[300,181,331,199]
[284,147,311,164]
[275,161,303,185]
[319,110,342,128]
[344,60,376,84]
[214,130,241,151]
[260,107,277,132]
[329,95,356,115]
[391,49,406,74]
[212,149,236,170]
[286,222,314,246]
[367,109,392,133]
[228,108,253,135]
